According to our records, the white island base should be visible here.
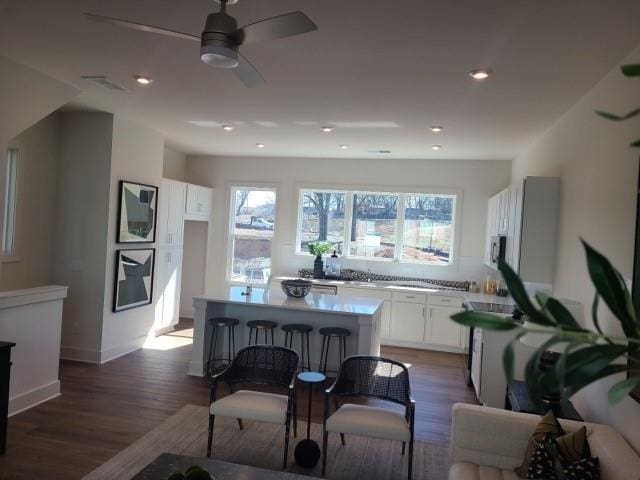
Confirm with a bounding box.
[189,287,383,376]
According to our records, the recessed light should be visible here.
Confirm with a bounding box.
[430,126,444,133]
[321,126,334,133]
[432,145,442,151]
[469,69,492,80]
[222,124,234,131]
[256,143,265,148]
[133,75,154,85]
[340,144,349,150]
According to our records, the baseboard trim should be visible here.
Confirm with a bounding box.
[99,335,148,364]
[179,307,194,319]
[381,339,464,354]
[60,345,102,363]
[8,380,61,416]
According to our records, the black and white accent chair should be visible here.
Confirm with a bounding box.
[207,345,299,469]
[322,355,416,480]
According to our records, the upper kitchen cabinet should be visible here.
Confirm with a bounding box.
[485,177,560,285]
[157,179,187,247]
[185,184,213,220]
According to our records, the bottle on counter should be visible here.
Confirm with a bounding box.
[484,275,497,295]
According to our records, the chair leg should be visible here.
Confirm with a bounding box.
[231,325,236,360]
[293,395,298,438]
[402,442,406,455]
[270,327,275,345]
[408,437,414,480]
[322,430,328,475]
[300,332,306,371]
[207,415,215,457]
[319,335,327,374]
[283,417,291,469]
[208,325,217,374]
[323,337,331,375]
[264,328,268,344]
[340,433,346,445]
[237,418,244,430]
[306,332,311,372]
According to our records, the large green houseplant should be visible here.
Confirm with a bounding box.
[452,63,640,407]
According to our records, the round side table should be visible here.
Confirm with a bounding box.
[294,371,326,468]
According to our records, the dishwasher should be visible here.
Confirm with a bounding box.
[310,284,338,295]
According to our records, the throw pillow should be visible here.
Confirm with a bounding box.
[516,410,565,477]
[526,434,600,480]
[555,426,591,463]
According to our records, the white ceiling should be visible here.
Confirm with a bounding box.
[2,0,640,160]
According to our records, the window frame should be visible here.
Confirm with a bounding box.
[295,185,462,269]
[226,182,279,285]
[1,147,19,260]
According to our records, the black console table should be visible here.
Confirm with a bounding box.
[0,341,16,455]
[506,380,583,422]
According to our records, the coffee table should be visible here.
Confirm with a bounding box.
[131,453,310,479]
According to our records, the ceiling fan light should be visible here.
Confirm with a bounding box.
[200,44,239,69]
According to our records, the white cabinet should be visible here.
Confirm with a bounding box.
[186,184,213,220]
[339,286,392,339]
[154,247,183,333]
[157,179,186,246]
[390,301,426,342]
[425,294,465,348]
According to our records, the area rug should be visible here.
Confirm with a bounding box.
[83,404,449,480]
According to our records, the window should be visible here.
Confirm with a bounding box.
[295,188,458,266]
[229,186,276,284]
[349,193,398,259]
[2,148,18,256]
[297,190,346,254]
[402,194,455,264]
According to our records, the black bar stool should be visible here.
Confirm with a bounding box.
[247,320,278,345]
[282,323,312,372]
[318,327,351,377]
[207,317,239,375]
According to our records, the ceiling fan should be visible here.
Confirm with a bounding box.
[84,0,318,88]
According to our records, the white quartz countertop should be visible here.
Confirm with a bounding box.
[0,285,68,310]
[194,286,383,316]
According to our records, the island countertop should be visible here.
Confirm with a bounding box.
[194,286,383,317]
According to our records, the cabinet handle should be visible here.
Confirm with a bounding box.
[405,295,416,299]
[167,252,172,263]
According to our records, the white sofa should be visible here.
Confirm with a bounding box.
[449,403,640,480]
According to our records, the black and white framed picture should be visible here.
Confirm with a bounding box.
[113,249,155,312]
[117,180,158,243]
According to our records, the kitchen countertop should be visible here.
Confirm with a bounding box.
[194,286,383,316]
[271,275,517,308]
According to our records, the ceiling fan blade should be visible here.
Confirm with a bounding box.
[84,13,200,42]
[231,11,317,45]
[232,54,266,88]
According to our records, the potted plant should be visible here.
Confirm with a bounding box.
[308,241,333,279]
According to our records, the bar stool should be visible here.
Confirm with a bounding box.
[318,327,351,377]
[247,320,278,345]
[282,323,312,372]
[207,317,239,375]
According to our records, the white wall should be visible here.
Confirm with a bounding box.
[1,114,60,290]
[186,156,511,291]
[163,146,187,181]
[55,112,113,359]
[512,44,640,450]
[100,117,165,361]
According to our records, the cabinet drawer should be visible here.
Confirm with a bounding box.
[341,286,392,301]
[392,291,427,304]
[428,294,463,308]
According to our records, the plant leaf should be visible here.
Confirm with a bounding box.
[595,107,640,121]
[621,64,640,77]
[545,297,583,330]
[591,294,615,345]
[582,239,640,339]
[632,139,640,148]
[608,376,640,404]
[450,311,519,330]
[498,259,556,326]
[564,364,628,398]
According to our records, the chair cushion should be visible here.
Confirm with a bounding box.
[210,390,289,425]
[449,462,520,480]
[325,404,410,442]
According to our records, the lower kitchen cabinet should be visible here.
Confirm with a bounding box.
[390,301,426,342]
[426,305,464,348]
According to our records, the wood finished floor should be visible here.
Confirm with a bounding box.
[0,320,477,480]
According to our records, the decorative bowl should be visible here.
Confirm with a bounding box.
[281,279,313,298]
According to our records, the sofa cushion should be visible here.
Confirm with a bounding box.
[449,462,520,480]
[515,410,564,477]
[209,390,288,424]
[325,404,410,442]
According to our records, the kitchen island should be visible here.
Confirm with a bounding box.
[188,286,383,376]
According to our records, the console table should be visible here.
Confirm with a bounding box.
[506,380,583,422]
[131,453,310,479]
[0,341,16,454]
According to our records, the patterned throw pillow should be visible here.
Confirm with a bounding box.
[555,426,591,463]
[526,433,600,480]
[516,410,565,477]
